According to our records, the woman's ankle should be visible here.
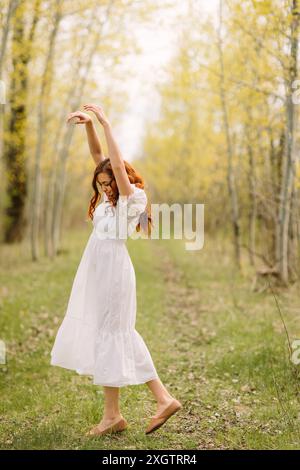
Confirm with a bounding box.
[102,412,122,421]
[157,394,173,406]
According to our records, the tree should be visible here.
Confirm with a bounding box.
[3,0,41,242]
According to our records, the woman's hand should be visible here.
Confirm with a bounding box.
[83,103,110,127]
[66,111,91,125]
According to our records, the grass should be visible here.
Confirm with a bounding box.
[0,228,300,449]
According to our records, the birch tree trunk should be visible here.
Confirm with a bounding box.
[44,2,100,259]
[51,1,114,256]
[245,125,257,266]
[30,0,62,261]
[276,0,300,283]
[217,0,241,268]
[0,0,19,163]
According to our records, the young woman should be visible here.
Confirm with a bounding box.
[50,103,182,437]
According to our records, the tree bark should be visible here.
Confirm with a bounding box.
[276,0,300,283]
[3,0,40,243]
[30,0,62,260]
[217,0,241,268]
[51,1,115,256]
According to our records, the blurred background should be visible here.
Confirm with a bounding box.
[0,0,300,281]
[1,0,300,450]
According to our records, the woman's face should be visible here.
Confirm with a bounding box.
[97,172,115,201]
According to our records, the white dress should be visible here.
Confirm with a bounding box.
[50,183,159,387]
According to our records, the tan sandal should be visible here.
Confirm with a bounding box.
[86,416,128,437]
[145,398,182,434]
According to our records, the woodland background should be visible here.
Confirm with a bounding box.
[1,0,300,450]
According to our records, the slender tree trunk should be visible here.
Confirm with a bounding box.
[266,130,277,264]
[276,0,300,283]
[51,1,115,256]
[0,0,19,165]
[246,127,257,266]
[0,0,19,75]
[30,0,62,261]
[217,0,241,268]
[288,185,300,279]
[44,2,100,259]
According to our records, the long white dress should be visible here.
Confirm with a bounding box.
[50,183,159,387]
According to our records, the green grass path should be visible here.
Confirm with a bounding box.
[0,230,300,449]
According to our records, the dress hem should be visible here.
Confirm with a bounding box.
[50,359,159,387]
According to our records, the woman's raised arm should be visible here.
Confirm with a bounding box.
[83,103,134,197]
[66,111,105,166]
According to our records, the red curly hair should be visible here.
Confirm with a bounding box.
[87,158,153,236]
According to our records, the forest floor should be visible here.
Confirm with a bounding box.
[1,228,300,449]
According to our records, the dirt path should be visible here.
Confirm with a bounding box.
[150,241,220,449]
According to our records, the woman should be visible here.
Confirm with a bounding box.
[50,103,182,437]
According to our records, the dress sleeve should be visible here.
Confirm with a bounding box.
[118,185,148,237]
